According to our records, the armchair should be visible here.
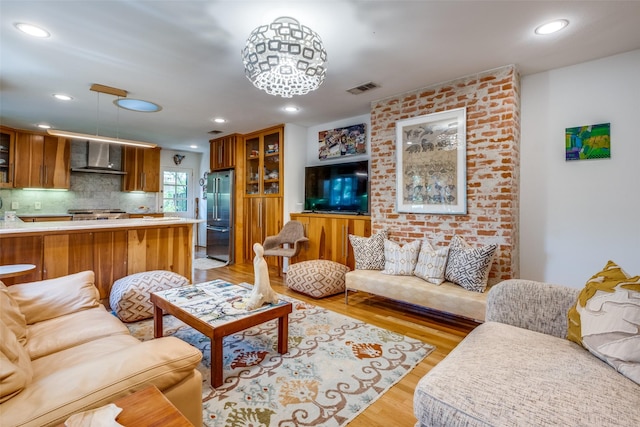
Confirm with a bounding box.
[263,220,309,274]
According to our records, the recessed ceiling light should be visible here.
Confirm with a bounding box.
[213,118,226,124]
[53,94,73,101]
[37,124,51,129]
[534,19,569,35]
[114,98,162,112]
[190,145,198,149]
[15,23,50,38]
[283,106,299,113]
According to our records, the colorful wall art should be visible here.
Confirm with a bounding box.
[566,122,611,161]
[318,123,366,159]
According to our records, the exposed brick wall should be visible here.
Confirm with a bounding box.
[370,65,520,283]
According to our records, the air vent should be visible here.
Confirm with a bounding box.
[208,130,223,135]
[347,82,380,95]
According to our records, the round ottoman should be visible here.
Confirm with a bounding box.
[286,260,350,298]
[109,270,189,322]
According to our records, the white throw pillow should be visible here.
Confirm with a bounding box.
[414,240,449,285]
[349,230,388,270]
[382,239,421,276]
[445,235,497,292]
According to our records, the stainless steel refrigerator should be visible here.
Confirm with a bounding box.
[206,169,234,263]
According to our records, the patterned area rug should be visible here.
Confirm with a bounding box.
[127,295,434,426]
[193,258,227,270]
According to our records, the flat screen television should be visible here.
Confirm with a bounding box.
[304,160,369,214]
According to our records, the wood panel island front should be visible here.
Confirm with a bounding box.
[0,217,202,302]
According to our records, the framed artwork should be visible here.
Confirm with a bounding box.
[395,108,467,214]
[565,122,610,161]
[318,123,366,159]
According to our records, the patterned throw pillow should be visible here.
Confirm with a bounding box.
[349,230,388,270]
[382,239,421,276]
[445,235,497,292]
[414,240,449,285]
[567,260,640,385]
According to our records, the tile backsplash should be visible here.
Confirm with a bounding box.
[0,141,159,215]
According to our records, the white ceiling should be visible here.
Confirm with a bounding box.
[1,1,639,153]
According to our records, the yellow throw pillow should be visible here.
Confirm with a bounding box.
[567,260,640,385]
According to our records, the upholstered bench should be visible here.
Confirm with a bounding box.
[109,270,189,322]
[286,260,350,298]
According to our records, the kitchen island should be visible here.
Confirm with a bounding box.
[0,217,203,303]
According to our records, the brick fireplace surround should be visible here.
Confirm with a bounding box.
[369,65,520,284]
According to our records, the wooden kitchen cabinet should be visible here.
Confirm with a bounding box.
[0,126,16,188]
[42,231,128,299]
[243,126,282,197]
[13,131,70,189]
[242,196,282,266]
[240,125,284,264]
[210,133,238,170]
[0,235,43,285]
[290,213,371,270]
[122,146,161,192]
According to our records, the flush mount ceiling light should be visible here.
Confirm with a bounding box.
[53,94,73,101]
[242,16,327,98]
[535,19,569,35]
[283,106,299,112]
[47,83,157,148]
[213,118,227,123]
[15,22,50,38]
[114,98,162,112]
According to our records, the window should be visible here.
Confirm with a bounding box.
[163,171,188,212]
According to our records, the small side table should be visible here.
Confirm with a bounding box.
[0,264,36,279]
[56,385,193,426]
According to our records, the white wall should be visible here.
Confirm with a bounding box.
[520,49,639,287]
[283,123,307,222]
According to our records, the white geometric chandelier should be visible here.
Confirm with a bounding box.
[241,17,327,98]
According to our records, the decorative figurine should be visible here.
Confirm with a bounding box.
[245,243,279,310]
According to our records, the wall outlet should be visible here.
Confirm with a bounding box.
[35,202,41,210]
[11,201,19,209]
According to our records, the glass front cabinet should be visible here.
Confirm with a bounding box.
[0,126,15,188]
[244,126,283,197]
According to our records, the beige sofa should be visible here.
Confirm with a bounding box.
[0,271,203,427]
[345,270,488,321]
[414,279,640,426]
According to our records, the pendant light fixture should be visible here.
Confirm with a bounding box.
[47,84,157,148]
[241,16,327,98]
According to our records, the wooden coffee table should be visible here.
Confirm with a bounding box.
[151,280,292,388]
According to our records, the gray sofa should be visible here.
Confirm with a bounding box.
[414,279,640,426]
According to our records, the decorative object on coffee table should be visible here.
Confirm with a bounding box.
[245,243,279,310]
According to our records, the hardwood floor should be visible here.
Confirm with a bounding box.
[192,248,477,427]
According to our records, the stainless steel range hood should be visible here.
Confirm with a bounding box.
[71,141,126,175]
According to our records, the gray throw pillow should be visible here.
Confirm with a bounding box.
[445,235,497,292]
[349,230,388,270]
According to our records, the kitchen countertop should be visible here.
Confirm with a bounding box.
[15,213,73,218]
[0,217,204,235]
